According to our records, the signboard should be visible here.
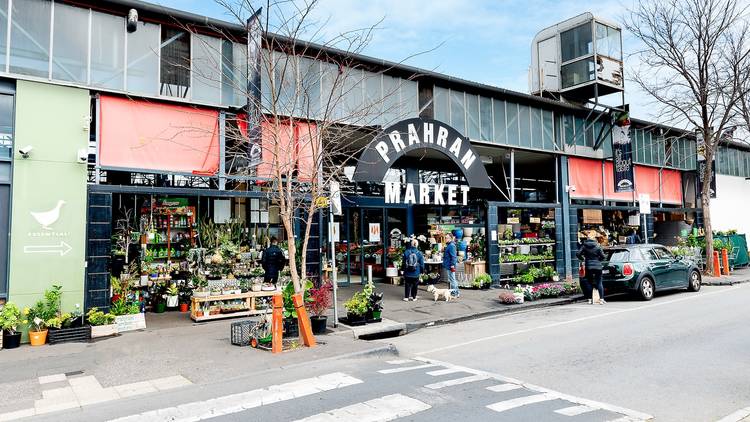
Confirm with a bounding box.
[638,193,651,214]
[612,112,635,192]
[115,313,146,333]
[696,130,717,198]
[330,222,340,243]
[529,217,541,224]
[330,181,343,216]
[368,223,381,242]
[353,118,491,189]
[385,182,470,205]
[507,217,520,224]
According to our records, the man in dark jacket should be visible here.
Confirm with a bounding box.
[577,235,606,304]
[261,237,286,286]
[443,233,459,297]
[402,239,425,301]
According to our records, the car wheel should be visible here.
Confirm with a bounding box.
[687,270,701,292]
[639,277,654,301]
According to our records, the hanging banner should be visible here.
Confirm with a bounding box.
[368,223,381,242]
[696,130,717,198]
[612,111,635,192]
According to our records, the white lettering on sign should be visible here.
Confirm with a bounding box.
[408,124,420,146]
[376,141,390,163]
[436,126,449,147]
[423,123,434,144]
[384,182,470,206]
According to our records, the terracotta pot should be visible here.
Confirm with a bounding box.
[29,330,48,346]
[179,303,189,312]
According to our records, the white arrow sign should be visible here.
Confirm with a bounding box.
[23,241,72,256]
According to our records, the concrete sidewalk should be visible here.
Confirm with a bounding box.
[335,281,580,337]
[701,267,750,286]
[0,312,391,416]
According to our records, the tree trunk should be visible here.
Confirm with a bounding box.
[701,150,714,276]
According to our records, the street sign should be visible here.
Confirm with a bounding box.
[330,181,342,216]
[638,193,651,214]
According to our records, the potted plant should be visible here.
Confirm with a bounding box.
[87,308,117,338]
[542,265,559,282]
[46,306,91,344]
[165,283,179,309]
[472,274,492,289]
[307,282,332,335]
[0,302,22,349]
[513,286,525,304]
[498,291,517,305]
[111,298,146,333]
[25,302,49,346]
[152,282,168,313]
[178,284,192,313]
[344,292,367,326]
[281,280,313,337]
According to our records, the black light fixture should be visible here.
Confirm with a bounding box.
[127,9,138,33]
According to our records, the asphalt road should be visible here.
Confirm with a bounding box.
[11,283,750,422]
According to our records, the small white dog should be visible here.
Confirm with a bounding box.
[427,284,455,302]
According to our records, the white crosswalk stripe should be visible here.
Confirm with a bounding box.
[293,393,431,422]
[424,374,490,390]
[487,393,558,413]
[486,383,522,392]
[555,404,597,416]
[107,372,362,422]
[425,368,467,376]
[377,363,439,374]
[385,359,414,365]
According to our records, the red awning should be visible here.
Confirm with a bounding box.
[99,96,220,175]
[568,157,603,200]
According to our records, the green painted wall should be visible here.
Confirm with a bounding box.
[8,81,89,330]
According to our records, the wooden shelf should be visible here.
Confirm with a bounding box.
[500,259,555,264]
[498,242,555,247]
[190,290,279,322]
[191,309,268,322]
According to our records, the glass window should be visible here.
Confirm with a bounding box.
[561,58,595,89]
[0,0,9,71]
[518,105,531,147]
[531,107,543,149]
[643,248,659,261]
[434,86,449,124]
[341,67,364,123]
[563,114,574,146]
[400,79,419,120]
[126,21,159,95]
[91,11,125,90]
[0,94,12,160]
[605,249,630,262]
[506,102,519,145]
[381,73,399,125]
[221,40,237,106]
[466,93,480,140]
[561,23,592,62]
[479,96,493,142]
[643,131,653,164]
[654,247,673,260]
[300,56,322,120]
[51,3,88,83]
[192,34,221,104]
[160,27,190,98]
[595,23,621,59]
[9,0,51,78]
[574,117,586,147]
[585,119,596,148]
[492,98,506,144]
[231,41,248,107]
[449,89,465,135]
[273,51,300,117]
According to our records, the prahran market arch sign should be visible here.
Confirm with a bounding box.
[353,118,491,205]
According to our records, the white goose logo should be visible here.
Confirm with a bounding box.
[30,200,65,230]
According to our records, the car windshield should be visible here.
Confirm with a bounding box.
[605,249,630,262]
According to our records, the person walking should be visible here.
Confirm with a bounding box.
[402,239,425,301]
[261,237,286,286]
[577,234,606,304]
[443,233,459,298]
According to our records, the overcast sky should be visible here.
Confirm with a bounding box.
[155,0,661,121]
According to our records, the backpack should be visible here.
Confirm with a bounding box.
[405,250,419,271]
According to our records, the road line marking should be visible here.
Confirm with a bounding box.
[416,286,739,356]
[293,393,431,422]
[487,393,557,412]
[38,374,67,385]
[426,368,465,376]
[107,372,362,422]
[412,357,653,421]
[385,359,414,365]
[424,374,490,389]
[378,363,438,374]
[555,404,597,416]
[716,406,750,422]
[486,383,522,392]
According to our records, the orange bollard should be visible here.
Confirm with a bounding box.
[722,249,730,275]
[293,293,316,348]
[712,251,721,277]
[271,294,283,354]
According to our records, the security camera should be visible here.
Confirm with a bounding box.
[18,145,32,158]
[127,9,138,33]
[77,148,88,164]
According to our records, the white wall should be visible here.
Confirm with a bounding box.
[711,174,750,236]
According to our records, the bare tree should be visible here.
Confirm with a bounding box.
[625,0,750,274]
[183,0,422,293]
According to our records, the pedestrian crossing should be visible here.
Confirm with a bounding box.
[97,356,652,422]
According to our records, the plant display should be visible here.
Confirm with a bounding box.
[498,237,553,246]
[45,312,74,329]
[520,282,574,301]
[500,252,553,263]
[0,302,22,335]
[282,279,313,319]
[166,283,179,297]
[498,291,517,304]
[86,308,116,326]
[541,265,558,279]
[472,274,492,288]
[307,282,333,317]
[344,292,368,316]
[110,297,141,316]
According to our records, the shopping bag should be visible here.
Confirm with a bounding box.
[591,287,600,303]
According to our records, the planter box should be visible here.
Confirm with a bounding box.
[48,326,91,344]
[115,313,147,333]
[91,324,118,338]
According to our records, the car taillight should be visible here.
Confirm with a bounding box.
[623,263,634,276]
